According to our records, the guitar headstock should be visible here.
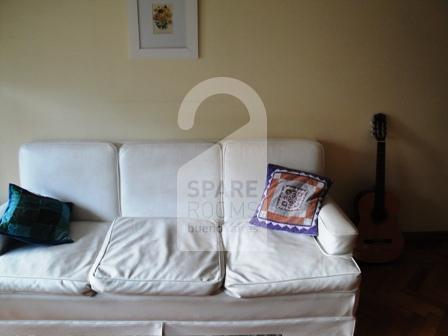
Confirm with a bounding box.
[372,113,387,141]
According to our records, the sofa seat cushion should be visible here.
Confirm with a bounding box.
[223,222,361,298]
[89,217,225,296]
[0,221,110,295]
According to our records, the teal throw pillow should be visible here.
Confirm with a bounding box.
[0,184,73,245]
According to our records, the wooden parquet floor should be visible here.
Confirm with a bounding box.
[355,238,448,336]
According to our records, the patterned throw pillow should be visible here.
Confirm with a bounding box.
[249,164,332,236]
[0,184,73,245]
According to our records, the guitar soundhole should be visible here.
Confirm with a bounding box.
[371,210,388,223]
[364,238,393,245]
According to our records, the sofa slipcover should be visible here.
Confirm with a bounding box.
[0,221,110,295]
[0,321,163,336]
[89,217,224,296]
[0,203,6,215]
[222,139,325,224]
[0,140,360,336]
[0,203,8,253]
[222,140,357,255]
[223,221,361,298]
[317,198,359,255]
[19,142,119,222]
[162,318,355,336]
[0,291,357,321]
[0,318,354,336]
[119,142,222,221]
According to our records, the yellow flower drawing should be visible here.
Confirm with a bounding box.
[152,4,173,34]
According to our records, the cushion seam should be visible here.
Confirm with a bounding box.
[93,276,223,283]
[0,291,83,295]
[0,275,87,282]
[226,271,361,286]
[91,218,118,279]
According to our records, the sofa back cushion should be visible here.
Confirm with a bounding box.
[222,139,324,223]
[119,142,222,221]
[19,142,119,222]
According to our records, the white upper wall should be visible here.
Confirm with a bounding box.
[0,0,447,231]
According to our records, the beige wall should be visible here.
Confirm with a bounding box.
[0,0,447,231]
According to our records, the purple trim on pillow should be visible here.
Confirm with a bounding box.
[249,164,332,236]
[249,215,318,236]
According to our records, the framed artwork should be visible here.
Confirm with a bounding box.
[127,0,198,58]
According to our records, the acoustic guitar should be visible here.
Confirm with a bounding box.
[354,113,404,263]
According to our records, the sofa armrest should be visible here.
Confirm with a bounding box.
[316,198,358,255]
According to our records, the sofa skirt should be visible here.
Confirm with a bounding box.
[0,291,358,321]
[0,318,355,336]
[0,291,359,335]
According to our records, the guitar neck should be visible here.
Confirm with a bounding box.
[374,141,386,216]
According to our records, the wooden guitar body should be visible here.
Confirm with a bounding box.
[354,113,403,263]
[355,191,404,263]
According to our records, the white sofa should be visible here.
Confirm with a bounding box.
[0,140,360,336]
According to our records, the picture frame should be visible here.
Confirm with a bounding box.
[127,0,198,59]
